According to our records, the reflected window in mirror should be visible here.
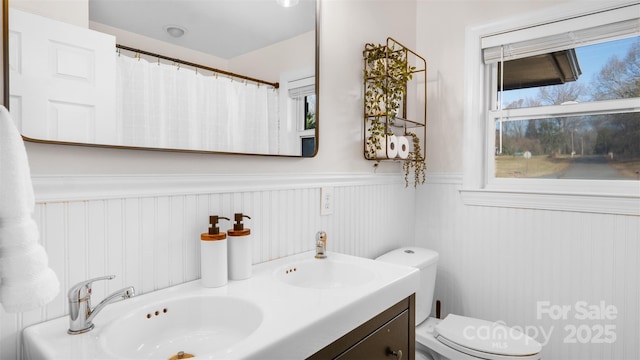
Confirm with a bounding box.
[305,94,316,130]
[302,94,316,156]
[286,76,316,155]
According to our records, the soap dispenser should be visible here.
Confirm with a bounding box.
[227,213,252,280]
[201,215,229,287]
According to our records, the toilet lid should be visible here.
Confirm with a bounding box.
[434,314,541,359]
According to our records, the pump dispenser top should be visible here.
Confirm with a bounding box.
[201,215,230,241]
[229,213,251,237]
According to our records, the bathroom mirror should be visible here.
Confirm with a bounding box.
[6,0,318,157]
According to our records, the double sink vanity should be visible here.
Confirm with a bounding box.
[23,251,418,359]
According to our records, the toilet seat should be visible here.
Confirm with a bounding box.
[434,314,541,360]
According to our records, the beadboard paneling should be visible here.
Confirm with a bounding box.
[415,174,640,360]
[0,173,414,360]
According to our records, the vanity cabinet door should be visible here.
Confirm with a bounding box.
[307,294,415,360]
[336,310,409,360]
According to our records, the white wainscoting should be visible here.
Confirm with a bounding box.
[416,173,640,360]
[0,173,415,360]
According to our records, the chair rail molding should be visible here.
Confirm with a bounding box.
[32,173,405,202]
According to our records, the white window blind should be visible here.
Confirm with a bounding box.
[288,84,315,98]
[287,76,315,98]
[482,3,640,64]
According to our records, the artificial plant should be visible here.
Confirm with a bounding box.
[363,41,426,187]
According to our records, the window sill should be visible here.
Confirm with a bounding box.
[459,187,639,215]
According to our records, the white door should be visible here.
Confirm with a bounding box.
[9,9,116,144]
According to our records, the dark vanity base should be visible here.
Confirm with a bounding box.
[308,294,416,360]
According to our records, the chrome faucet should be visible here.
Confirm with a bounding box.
[67,275,135,334]
[315,230,327,259]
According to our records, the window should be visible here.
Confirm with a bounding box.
[304,94,316,130]
[491,37,639,181]
[288,79,315,128]
[462,1,640,215]
[301,94,317,156]
[283,76,316,155]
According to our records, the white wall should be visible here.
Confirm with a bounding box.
[22,0,417,176]
[415,177,639,360]
[0,174,416,360]
[229,31,315,83]
[415,1,639,359]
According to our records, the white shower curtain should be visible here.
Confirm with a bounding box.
[116,54,279,153]
[117,55,151,147]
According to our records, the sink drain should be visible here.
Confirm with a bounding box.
[168,351,194,360]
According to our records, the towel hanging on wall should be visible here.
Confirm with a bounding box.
[0,106,60,313]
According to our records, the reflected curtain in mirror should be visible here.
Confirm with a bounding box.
[116,54,279,153]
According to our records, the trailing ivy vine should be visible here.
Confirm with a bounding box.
[402,132,426,188]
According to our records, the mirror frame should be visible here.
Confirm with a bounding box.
[2,0,319,158]
[2,0,7,106]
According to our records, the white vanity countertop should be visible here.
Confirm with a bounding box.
[23,251,419,359]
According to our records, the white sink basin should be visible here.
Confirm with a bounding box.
[274,258,375,289]
[23,251,418,359]
[100,295,262,359]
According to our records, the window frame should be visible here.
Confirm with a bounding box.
[288,77,315,137]
[460,0,640,216]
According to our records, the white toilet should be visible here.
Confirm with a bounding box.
[376,247,542,360]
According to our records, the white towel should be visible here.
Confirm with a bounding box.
[0,106,60,313]
[0,108,34,218]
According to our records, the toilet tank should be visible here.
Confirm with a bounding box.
[376,247,439,324]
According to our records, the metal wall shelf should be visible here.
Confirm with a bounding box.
[363,37,427,162]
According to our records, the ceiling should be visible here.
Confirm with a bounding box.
[89,0,315,59]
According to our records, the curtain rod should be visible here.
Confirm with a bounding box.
[116,44,280,89]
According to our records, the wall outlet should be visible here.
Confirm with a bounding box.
[320,187,334,215]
